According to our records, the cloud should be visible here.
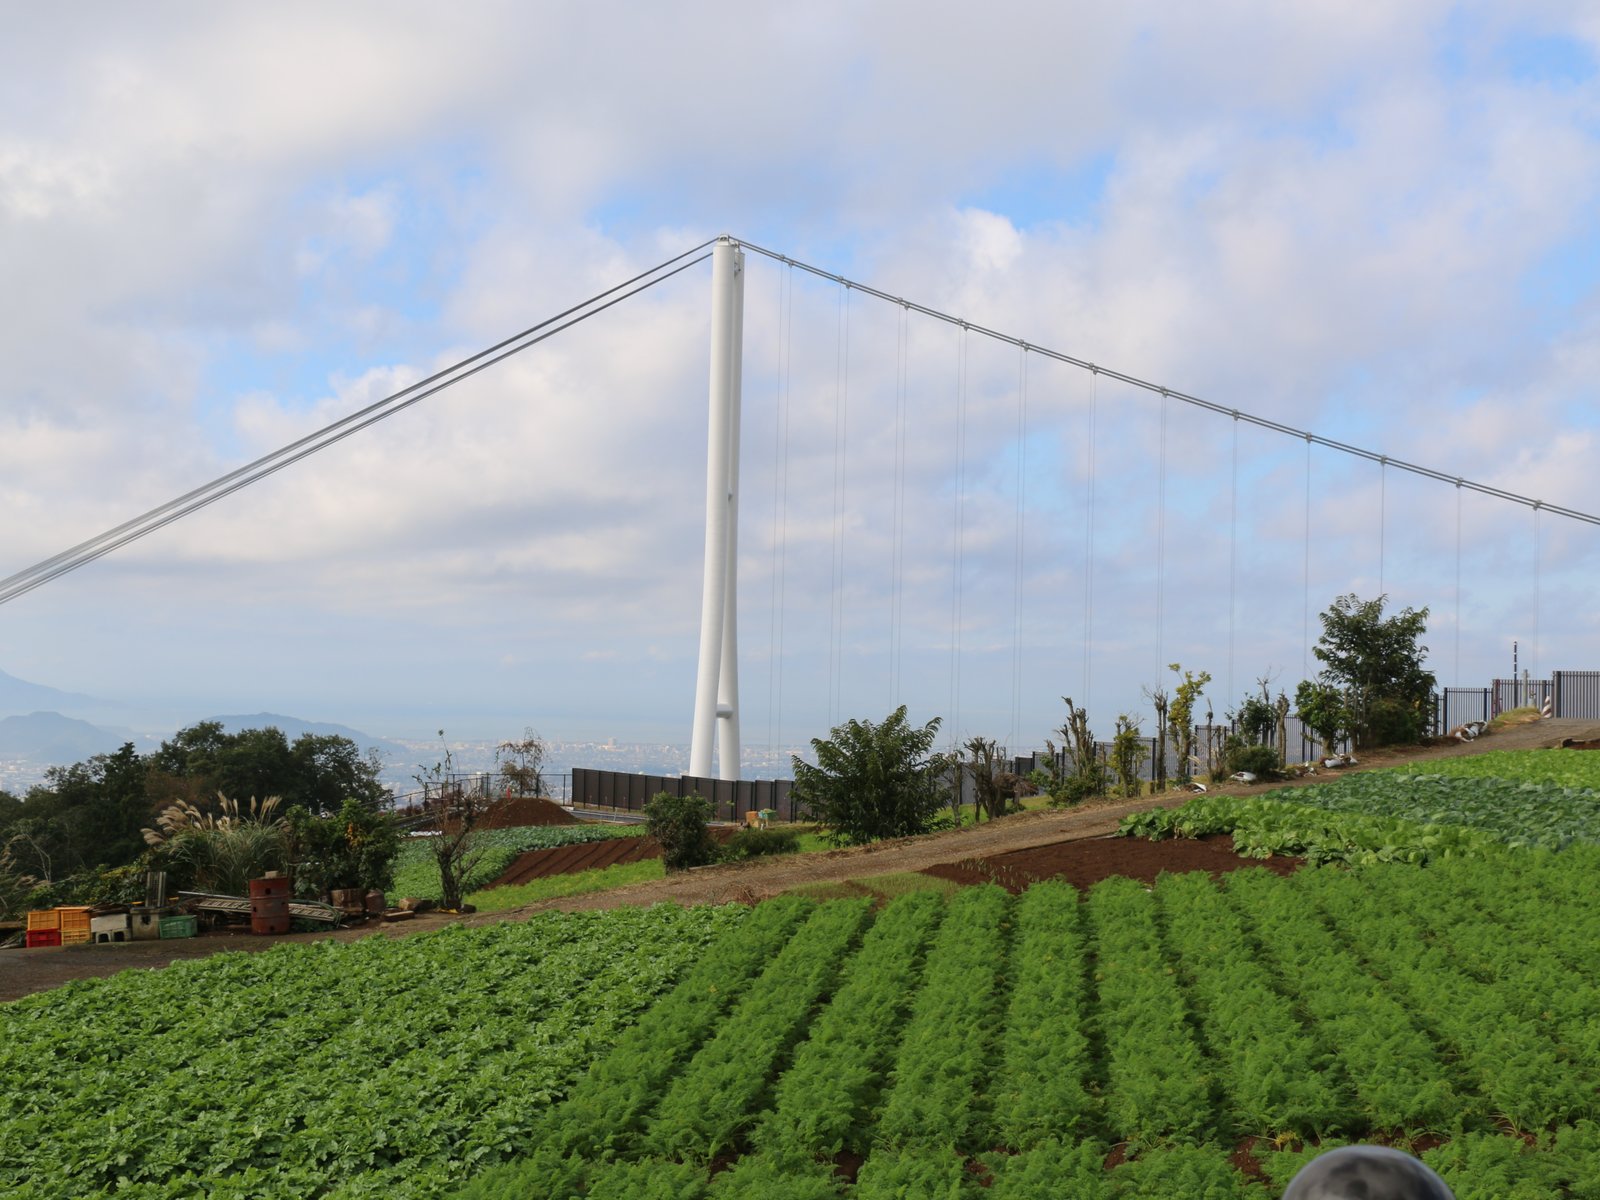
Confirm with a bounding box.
[2,3,1598,748]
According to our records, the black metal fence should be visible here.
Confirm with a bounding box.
[571,767,797,823]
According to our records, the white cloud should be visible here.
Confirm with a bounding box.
[1,3,1598,749]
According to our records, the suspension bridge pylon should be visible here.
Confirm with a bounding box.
[689,237,745,779]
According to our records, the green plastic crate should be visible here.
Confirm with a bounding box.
[159,914,197,939]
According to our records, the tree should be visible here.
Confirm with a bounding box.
[284,798,401,897]
[289,735,388,813]
[1312,593,1436,747]
[644,791,716,870]
[962,737,1021,822]
[496,729,548,798]
[1168,665,1212,784]
[150,722,386,815]
[792,707,948,846]
[1037,697,1107,806]
[1144,685,1170,791]
[1109,714,1150,799]
[415,731,487,911]
[1296,679,1350,760]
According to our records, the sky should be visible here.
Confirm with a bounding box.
[3,2,1599,769]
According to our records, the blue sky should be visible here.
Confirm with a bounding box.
[2,2,1599,769]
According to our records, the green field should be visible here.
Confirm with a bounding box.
[390,823,644,902]
[10,749,1600,1197]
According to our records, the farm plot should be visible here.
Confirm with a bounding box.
[0,904,746,1200]
[1124,747,1600,861]
[458,857,1600,1199]
[391,823,643,900]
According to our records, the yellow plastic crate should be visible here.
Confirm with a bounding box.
[56,906,92,933]
[26,910,59,932]
[60,928,91,946]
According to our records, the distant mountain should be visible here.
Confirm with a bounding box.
[207,713,408,764]
[0,669,97,717]
[0,711,128,764]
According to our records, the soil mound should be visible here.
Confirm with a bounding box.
[479,795,578,828]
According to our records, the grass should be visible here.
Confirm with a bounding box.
[782,871,963,904]
[1488,704,1543,730]
[854,871,963,900]
[467,859,665,912]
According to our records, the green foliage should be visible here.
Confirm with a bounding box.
[962,736,1023,821]
[645,790,716,871]
[390,822,639,900]
[1120,791,1501,866]
[1038,697,1108,806]
[283,797,401,897]
[752,891,944,1160]
[1110,713,1149,798]
[791,706,949,845]
[466,858,664,912]
[1258,763,1600,851]
[0,724,387,894]
[1168,664,1212,783]
[1223,739,1281,779]
[719,825,801,862]
[646,900,873,1160]
[877,885,1010,1151]
[1294,678,1349,758]
[2,904,742,1198]
[1312,592,1436,748]
[149,720,387,813]
[154,795,289,894]
[1232,690,1276,746]
[1087,876,1215,1148]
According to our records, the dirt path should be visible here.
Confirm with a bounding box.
[475,716,1600,918]
[6,716,1596,1003]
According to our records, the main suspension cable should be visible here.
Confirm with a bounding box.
[732,237,1600,530]
[0,243,716,607]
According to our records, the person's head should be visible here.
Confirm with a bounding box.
[1283,1145,1454,1199]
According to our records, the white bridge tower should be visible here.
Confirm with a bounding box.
[689,237,745,779]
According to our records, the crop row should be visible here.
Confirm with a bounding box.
[1154,871,1347,1135]
[875,884,1012,1151]
[0,904,744,1199]
[454,851,1600,1194]
[27,831,1600,1197]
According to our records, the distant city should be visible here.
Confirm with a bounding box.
[0,726,801,799]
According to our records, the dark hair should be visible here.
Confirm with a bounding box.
[1284,1146,1454,1200]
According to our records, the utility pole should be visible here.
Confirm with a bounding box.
[689,238,744,780]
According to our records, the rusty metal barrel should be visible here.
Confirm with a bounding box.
[249,875,291,935]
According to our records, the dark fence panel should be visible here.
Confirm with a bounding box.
[1493,677,1553,715]
[570,767,797,822]
[1554,671,1600,719]
[1436,688,1492,732]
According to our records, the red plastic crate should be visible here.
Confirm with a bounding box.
[25,929,62,948]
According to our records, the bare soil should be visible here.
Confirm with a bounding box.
[491,837,662,886]
[5,716,1597,1003]
[921,832,1304,894]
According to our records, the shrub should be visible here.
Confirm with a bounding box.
[284,798,401,897]
[1225,740,1282,780]
[645,791,716,871]
[145,795,287,894]
[792,707,949,846]
[720,826,800,862]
